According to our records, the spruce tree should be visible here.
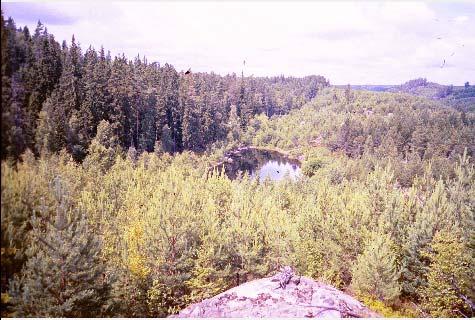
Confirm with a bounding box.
[227,105,241,143]
[1,13,32,159]
[161,64,182,152]
[1,12,13,159]
[94,46,111,122]
[139,92,157,152]
[35,35,83,157]
[62,36,84,159]
[181,76,203,151]
[25,24,62,153]
[3,73,27,158]
[8,177,111,317]
[35,90,68,154]
[159,124,174,154]
[73,46,100,160]
[130,55,146,150]
[108,55,133,149]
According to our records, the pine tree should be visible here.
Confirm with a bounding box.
[345,84,352,104]
[420,229,475,317]
[351,233,401,303]
[8,177,111,317]
[83,120,121,172]
[185,243,228,304]
[410,123,429,158]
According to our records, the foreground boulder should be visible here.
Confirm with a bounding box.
[171,268,379,318]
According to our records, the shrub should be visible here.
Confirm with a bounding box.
[302,157,325,177]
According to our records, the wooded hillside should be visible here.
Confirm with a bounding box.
[1,13,474,318]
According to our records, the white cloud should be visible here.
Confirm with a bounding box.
[454,15,469,23]
[2,1,474,84]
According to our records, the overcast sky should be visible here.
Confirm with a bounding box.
[2,1,475,85]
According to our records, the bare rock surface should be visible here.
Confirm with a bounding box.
[171,268,379,318]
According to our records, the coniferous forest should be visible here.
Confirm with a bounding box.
[1,12,475,318]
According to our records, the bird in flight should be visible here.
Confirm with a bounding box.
[185,68,191,75]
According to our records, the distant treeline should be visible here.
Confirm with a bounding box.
[1,14,329,161]
[337,79,475,112]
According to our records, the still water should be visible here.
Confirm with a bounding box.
[218,149,301,181]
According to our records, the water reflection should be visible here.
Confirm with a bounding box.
[217,149,301,181]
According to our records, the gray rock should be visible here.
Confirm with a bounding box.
[170,271,379,318]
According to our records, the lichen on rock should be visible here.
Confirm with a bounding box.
[171,267,379,318]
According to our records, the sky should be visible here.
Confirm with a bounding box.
[2,1,475,85]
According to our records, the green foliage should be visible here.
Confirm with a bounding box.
[351,233,401,303]
[1,12,474,319]
[1,13,329,159]
[185,243,229,304]
[302,156,325,177]
[83,120,122,172]
[8,177,110,317]
[1,142,474,317]
[420,230,475,317]
[359,295,419,318]
[226,105,242,144]
[159,124,175,153]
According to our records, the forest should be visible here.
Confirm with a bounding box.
[1,13,475,318]
[0,15,328,160]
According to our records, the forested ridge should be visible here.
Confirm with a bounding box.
[1,14,328,161]
[337,78,475,113]
[1,13,475,318]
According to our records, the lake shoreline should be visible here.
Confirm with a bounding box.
[213,145,303,169]
[210,145,302,181]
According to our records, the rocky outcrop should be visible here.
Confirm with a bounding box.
[171,268,379,318]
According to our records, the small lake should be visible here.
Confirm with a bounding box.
[217,148,301,181]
